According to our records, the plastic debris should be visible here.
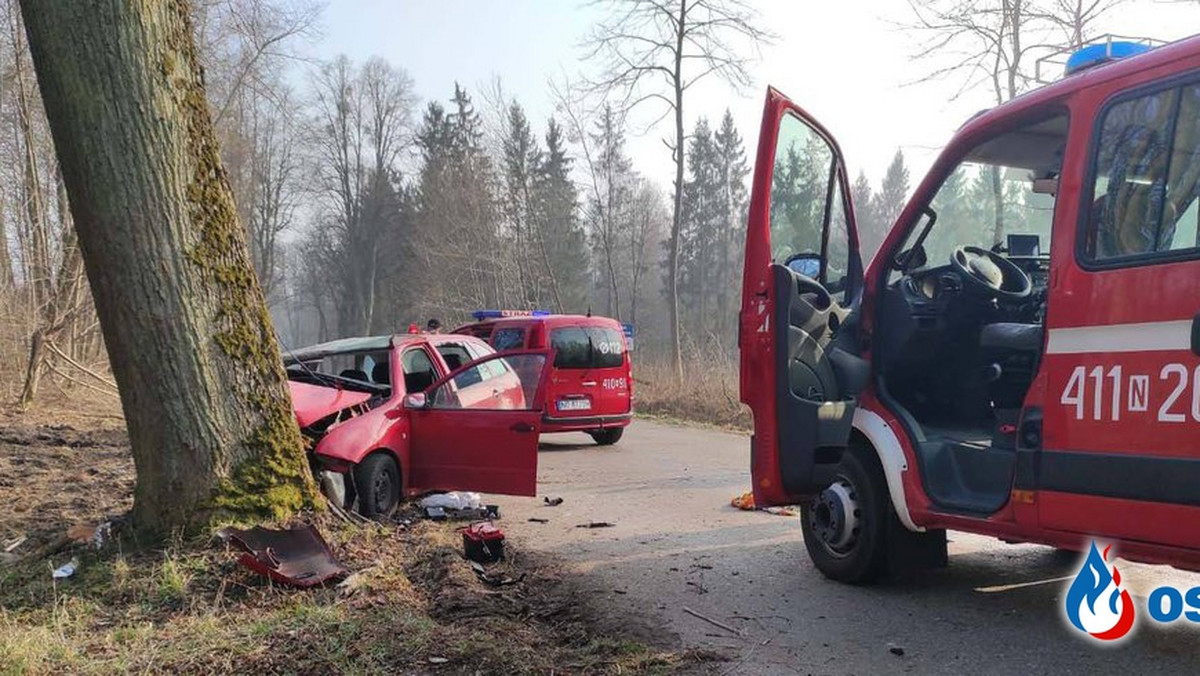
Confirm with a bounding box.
[732,490,800,516]
[543,496,564,506]
[52,558,78,579]
[575,521,615,529]
[419,492,482,511]
[731,491,755,510]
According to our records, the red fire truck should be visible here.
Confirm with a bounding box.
[741,37,1200,582]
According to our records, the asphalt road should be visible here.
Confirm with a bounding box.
[492,420,1200,675]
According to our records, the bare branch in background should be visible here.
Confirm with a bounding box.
[582,0,774,379]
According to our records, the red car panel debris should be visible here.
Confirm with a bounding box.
[288,381,372,428]
[218,524,348,588]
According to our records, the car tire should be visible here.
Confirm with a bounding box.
[589,428,624,446]
[353,453,400,519]
[801,443,889,584]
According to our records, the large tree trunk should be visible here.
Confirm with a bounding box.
[20,0,319,534]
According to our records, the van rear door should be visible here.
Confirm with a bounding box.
[740,87,866,507]
[547,324,631,421]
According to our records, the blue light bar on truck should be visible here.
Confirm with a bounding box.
[471,309,552,321]
[1065,41,1152,75]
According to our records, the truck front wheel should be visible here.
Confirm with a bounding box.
[801,443,890,584]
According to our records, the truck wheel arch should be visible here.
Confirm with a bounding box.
[852,408,922,533]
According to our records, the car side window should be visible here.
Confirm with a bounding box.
[435,343,473,374]
[428,354,546,410]
[1085,84,1200,262]
[492,328,526,351]
[550,327,590,369]
[401,348,436,393]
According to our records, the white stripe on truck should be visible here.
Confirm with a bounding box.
[1045,319,1193,355]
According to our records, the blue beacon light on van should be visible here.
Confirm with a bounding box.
[471,309,552,321]
[1065,41,1151,75]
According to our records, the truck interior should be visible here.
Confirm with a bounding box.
[874,113,1066,515]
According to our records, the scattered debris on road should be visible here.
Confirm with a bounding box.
[469,560,524,587]
[575,521,615,529]
[731,491,800,516]
[888,643,906,656]
[217,524,348,588]
[543,496,564,506]
[527,517,549,524]
[420,492,482,511]
[682,606,742,637]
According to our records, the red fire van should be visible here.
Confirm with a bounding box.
[456,311,633,445]
[741,37,1200,582]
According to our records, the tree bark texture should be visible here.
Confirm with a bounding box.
[19,0,319,534]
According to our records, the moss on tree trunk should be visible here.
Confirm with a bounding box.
[19,0,319,534]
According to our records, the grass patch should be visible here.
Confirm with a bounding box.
[634,357,750,432]
[0,516,694,674]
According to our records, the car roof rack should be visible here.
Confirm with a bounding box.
[1034,34,1167,85]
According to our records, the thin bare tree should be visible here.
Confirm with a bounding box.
[905,0,1121,242]
[583,0,772,379]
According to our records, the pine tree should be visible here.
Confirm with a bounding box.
[501,102,542,306]
[875,149,911,256]
[414,85,500,311]
[589,104,634,319]
[679,116,717,339]
[712,110,748,347]
[533,117,588,312]
[850,170,878,261]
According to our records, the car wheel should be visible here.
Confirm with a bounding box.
[801,443,889,584]
[589,428,624,446]
[353,453,400,519]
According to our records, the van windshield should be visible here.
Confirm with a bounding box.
[914,162,1056,266]
[551,327,625,369]
[899,114,1067,269]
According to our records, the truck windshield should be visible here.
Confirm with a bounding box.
[905,161,1056,268]
[898,114,1067,269]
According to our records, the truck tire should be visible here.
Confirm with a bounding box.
[589,428,624,446]
[353,453,400,519]
[801,442,890,584]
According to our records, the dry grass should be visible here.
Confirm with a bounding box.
[633,355,750,432]
[0,400,704,675]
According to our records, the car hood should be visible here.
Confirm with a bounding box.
[288,381,373,428]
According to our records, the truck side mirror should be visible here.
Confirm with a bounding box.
[403,392,428,409]
[893,244,927,272]
[784,252,822,279]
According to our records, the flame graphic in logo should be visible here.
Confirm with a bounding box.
[1064,542,1135,641]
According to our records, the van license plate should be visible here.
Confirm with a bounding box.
[556,399,591,412]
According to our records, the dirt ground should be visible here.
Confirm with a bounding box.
[0,394,705,675]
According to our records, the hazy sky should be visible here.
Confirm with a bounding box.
[312,1,1200,192]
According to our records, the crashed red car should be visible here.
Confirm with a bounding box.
[283,333,550,517]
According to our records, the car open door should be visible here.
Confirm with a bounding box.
[740,87,868,507]
[407,351,550,496]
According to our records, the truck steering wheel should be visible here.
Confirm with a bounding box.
[950,246,1032,301]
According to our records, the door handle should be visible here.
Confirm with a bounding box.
[1192,311,1200,357]
[510,422,536,433]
